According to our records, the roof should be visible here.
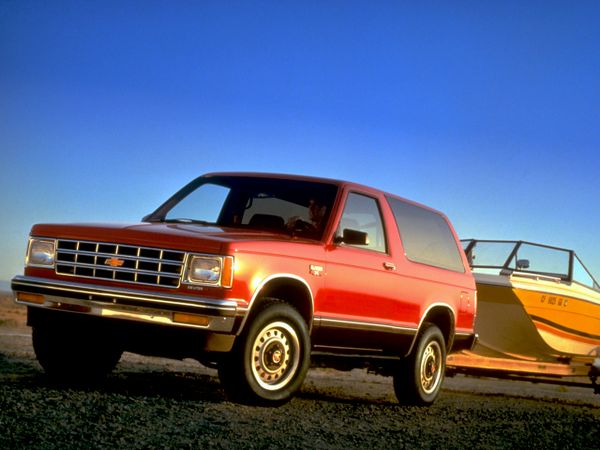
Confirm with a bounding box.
[201,171,448,217]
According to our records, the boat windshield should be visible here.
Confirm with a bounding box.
[145,175,339,240]
[462,239,600,291]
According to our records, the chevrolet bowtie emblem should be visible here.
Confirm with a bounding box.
[104,257,125,267]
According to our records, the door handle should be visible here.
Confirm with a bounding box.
[383,262,396,271]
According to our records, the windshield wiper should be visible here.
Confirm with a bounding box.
[161,218,212,225]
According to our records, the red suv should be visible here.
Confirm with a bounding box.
[12,172,476,405]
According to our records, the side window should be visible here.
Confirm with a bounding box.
[336,193,387,253]
[387,196,464,272]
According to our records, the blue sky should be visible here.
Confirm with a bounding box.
[1,1,599,282]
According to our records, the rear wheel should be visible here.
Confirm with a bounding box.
[32,324,122,382]
[393,323,446,406]
[218,300,310,405]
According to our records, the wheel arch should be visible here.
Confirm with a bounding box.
[408,303,455,355]
[240,274,314,333]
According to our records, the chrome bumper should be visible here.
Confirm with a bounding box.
[11,275,242,332]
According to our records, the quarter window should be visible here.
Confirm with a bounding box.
[336,193,387,253]
[387,197,464,272]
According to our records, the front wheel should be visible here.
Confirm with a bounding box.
[218,301,310,405]
[393,323,446,406]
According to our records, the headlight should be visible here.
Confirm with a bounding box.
[26,238,56,267]
[184,255,233,288]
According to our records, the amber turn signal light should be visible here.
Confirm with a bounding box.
[172,312,210,327]
[16,292,45,305]
[221,256,234,288]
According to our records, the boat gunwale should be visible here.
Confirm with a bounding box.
[473,272,600,307]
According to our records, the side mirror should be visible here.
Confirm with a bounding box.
[516,259,530,270]
[334,228,369,246]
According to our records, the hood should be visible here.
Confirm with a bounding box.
[30,222,297,254]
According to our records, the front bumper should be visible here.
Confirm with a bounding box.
[11,275,243,333]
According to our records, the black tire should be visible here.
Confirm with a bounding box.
[32,324,123,383]
[218,300,310,405]
[393,323,446,406]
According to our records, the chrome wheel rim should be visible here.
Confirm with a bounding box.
[420,340,443,395]
[251,321,300,391]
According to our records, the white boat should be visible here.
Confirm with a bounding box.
[447,239,600,392]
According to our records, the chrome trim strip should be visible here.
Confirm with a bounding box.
[315,316,416,334]
[454,331,475,337]
[11,275,240,316]
[312,345,386,353]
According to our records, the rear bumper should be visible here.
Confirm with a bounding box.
[11,275,243,334]
[451,332,478,353]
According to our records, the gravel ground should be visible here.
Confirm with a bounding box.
[1,292,599,449]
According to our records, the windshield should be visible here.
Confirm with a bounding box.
[147,175,339,240]
[462,239,600,291]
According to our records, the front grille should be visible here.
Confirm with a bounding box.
[55,239,186,288]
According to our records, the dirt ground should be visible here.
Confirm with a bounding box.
[1,290,598,449]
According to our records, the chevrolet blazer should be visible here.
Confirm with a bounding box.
[12,172,476,405]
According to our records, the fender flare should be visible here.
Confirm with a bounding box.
[237,273,315,334]
[404,302,456,356]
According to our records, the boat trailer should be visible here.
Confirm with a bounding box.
[447,349,600,394]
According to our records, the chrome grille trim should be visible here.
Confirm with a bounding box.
[55,239,185,288]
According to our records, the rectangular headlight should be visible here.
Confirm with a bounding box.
[26,238,56,267]
[184,255,233,288]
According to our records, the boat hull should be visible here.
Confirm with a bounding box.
[473,273,600,359]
